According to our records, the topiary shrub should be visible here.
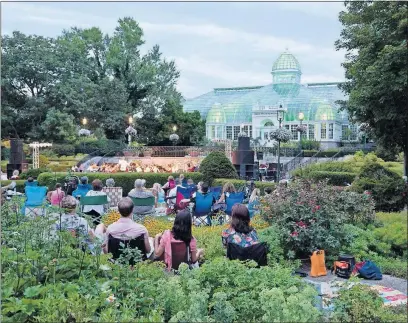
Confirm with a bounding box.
[199,152,237,184]
[19,168,50,180]
[352,162,406,212]
[51,144,76,157]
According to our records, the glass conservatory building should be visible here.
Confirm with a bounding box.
[183,50,358,148]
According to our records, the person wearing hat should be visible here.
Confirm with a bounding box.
[50,195,93,239]
[128,179,155,215]
[72,176,92,199]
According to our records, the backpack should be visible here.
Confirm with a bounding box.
[357,260,382,280]
[332,261,352,279]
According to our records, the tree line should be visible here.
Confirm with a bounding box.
[1,17,205,146]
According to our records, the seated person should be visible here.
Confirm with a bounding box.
[217,182,236,203]
[248,188,261,218]
[154,209,203,271]
[181,183,215,208]
[162,176,176,191]
[83,179,110,225]
[47,183,65,206]
[128,179,155,214]
[152,183,165,207]
[95,197,151,255]
[10,170,20,180]
[177,174,188,187]
[102,178,122,208]
[72,176,92,199]
[222,204,259,248]
[264,187,273,196]
[50,196,93,239]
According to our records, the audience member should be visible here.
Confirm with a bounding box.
[264,187,273,196]
[10,170,20,180]
[72,176,92,199]
[222,204,259,248]
[83,179,110,225]
[95,197,151,254]
[217,182,236,203]
[152,183,165,207]
[128,179,155,214]
[102,178,123,208]
[154,209,203,271]
[47,183,65,206]
[248,188,260,218]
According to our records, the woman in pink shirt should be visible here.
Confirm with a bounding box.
[47,183,65,206]
[154,209,204,271]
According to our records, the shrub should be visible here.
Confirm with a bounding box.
[373,212,407,257]
[199,152,237,185]
[0,180,26,192]
[352,162,406,212]
[74,139,126,156]
[51,144,76,157]
[300,139,320,150]
[261,180,374,258]
[39,155,50,168]
[302,150,319,157]
[213,178,276,195]
[20,168,51,180]
[1,147,10,160]
[308,171,357,186]
[38,172,204,196]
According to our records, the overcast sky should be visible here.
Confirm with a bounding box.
[2,1,347,99]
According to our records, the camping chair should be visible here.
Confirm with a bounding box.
[108,234,147,265]
[72,184,92,199]
[156,240,190,272]
[175,186,193,211]
[210,186,222,201]
[24,186,48,217]
[129,196,155,222]
[225,192,245,216]
[193,192,214,226]
[227,242,268,267]
[25,180,38,187]
[80,195,109,224]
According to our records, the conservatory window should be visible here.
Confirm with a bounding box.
[291,125,298,140]
[264,131,269,140]
[321,123,327,140]
[328,123,334,139]
[216,126,223,139]
[301,125,307,139]
[233,126,240,140]
[249,125,253,138]
[341,125,349,140]
[226,126,233,140]
[309,124,315,140]
[284,125,290,131]
[349,124,358,141]
[210,126,215,139]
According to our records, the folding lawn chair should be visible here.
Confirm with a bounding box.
[108,234,147,265]
[24,186,48,217]
[225,192,245,216]
[80,195,109,224]
[175,186,193,211]
[193,192,214,226]
[210,186,222,201]
[129,196,156,222]
[227,242,268,267]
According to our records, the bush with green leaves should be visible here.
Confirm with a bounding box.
[50,144,76,157]
[19,168,51,180]
[352,162,407,212]
[213,178,276,195]
[261,180,375,258]
[300,139,320,150]
[199,151,237,184]
[307,171,357,186]
[38,172,204,196]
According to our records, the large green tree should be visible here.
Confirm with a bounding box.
[335,1,408,176]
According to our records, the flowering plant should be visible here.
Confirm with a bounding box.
[270,128,291,143]
[78,129,91,136]
[296,125,307,133]
[125,126,137,136]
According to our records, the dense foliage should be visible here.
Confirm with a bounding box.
[261,180,375,258]
[199,152,238,185]
[336,1,408,176]
[1,18,205,145]
[352,162,407,212]
[212,178,276,195]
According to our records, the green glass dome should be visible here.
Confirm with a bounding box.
[206,103,226,123]
[272,51,301,72]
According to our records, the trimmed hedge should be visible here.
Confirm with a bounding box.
[37,172,204,196]
[308,171,357,186]
[213,178,276,195]
[0,180,26,193]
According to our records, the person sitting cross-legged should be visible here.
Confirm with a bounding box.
[95,197,152,255]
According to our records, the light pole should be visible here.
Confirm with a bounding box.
[276,106,286,182]
[170,125,179,158]
[297,112,305,150]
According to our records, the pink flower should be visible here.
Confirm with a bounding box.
[290,231,299,237]
[296,221,307,228]
[315,205,321,210]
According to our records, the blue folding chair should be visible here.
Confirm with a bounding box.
[188,184,197,195]
[193,192,214,226]
[175,186,193,210]
[72,184,92,199]
[210,186,222,201]
[23,186,48,217]
[225,192,245,216]
[25,180,38,187]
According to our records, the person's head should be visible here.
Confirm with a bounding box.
[27,177,34,183]
[55,183,62,190]
[106,178,115,187]
[12,170,19,177]
[152,183,162,195]
[117,197,134,218]
[223,182,236,194]
[187,178,194,185]
[179,174,184,180]
[61,196,77,213]
[171,209,192,244]
[231,204,252,234]
[201,182,209,194]
[264,187,273,195]
[134,179,143,190]
[80,176,88,185]
[141,179,146,188]
[168,176,174,182]
[197,181,204,191]
[249,188,260,202]
[92,179,103,191]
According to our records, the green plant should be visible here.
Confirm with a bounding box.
[300,139,320,150]
[199,152,237,185]
[19,168,50,180]
[39,155,50,168]
[308,171,357,186]
[213,178,276,195]
[0,180,26,193]
[352,162,406,212]
[51,144,76,157]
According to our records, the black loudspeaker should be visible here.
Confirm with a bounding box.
[257,152,263,160]
[6,163,28,178]
[9,139,24,164]
[238,136,250,151]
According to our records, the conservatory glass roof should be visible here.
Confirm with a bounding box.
[183,50,349,124]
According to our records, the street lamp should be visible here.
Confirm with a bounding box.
[170,125,179,158]
[274,105,288,182]
[297,111,306,146]
[278,105,285,128]
[82,118,87,126]
[129,116,133,125]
